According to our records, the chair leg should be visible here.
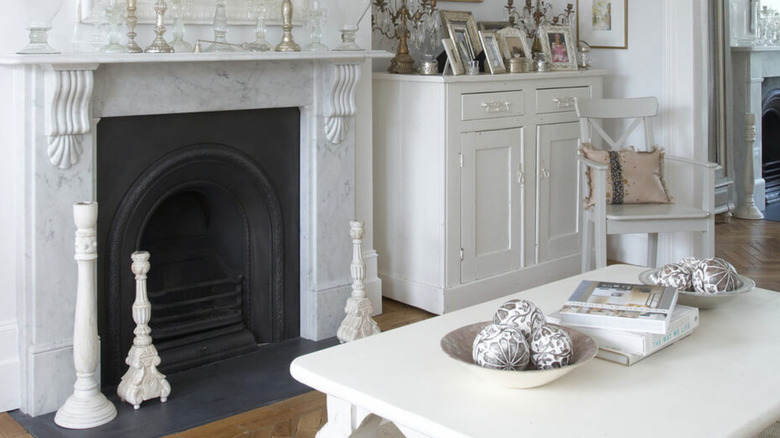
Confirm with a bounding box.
[647,233,659,268]
[582,219,593,272]
[594,220,607,269]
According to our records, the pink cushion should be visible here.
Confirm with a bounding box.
[581,143,673,207]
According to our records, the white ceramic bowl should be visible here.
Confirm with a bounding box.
[638,268,755,309]
[440,322,597,389]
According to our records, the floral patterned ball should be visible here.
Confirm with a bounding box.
[652,263,693,291]
[679,257,701,272]
[493,299,546,340]
[530,325,573,370]
[472,324,530,371]
[691,257,741,294]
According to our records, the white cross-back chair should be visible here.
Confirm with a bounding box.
[576,97,717,272]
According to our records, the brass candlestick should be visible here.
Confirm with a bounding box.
[373,0,437,74]
[275,0,301,52]
[126,0,142,52]
[145,0,175,53]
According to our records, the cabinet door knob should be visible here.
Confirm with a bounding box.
[553,96,575,108]
[481,101,512,113]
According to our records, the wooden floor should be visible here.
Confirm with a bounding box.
[2,216,778,438]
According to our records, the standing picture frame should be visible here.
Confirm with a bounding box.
[496,27,532,60]
[576,0,628,49]
[442,38,466,75]
[477,21,512,32]
[479,31,506,74]
[540,25,579,71]
[440,10,483,59]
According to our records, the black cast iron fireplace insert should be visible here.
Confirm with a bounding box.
[96,108,300,387]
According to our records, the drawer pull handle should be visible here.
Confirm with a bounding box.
[554,96,576,108]
[481,101,512,113]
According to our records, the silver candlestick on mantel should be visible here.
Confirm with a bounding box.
[125,0,142,52]
[145,0,175,53]
[275,0,301,52]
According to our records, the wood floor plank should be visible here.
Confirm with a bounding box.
[0,414,31,438]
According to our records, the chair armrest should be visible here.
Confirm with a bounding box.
[577,154,608,171]
[664,154,719,170]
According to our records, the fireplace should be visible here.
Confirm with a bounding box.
[762,86,780,206]
[0,52,385,416]
[96,108,300,385]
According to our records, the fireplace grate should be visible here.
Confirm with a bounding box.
[764,159,780,205]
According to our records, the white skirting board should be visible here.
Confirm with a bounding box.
[0,321,20,412]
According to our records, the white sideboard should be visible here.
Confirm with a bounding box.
[373,70,607,314]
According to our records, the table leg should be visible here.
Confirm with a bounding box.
[317,395,381,438]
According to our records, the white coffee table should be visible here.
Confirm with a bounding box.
[290,265,780,438]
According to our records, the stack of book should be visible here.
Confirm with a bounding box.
[550,280,699,366]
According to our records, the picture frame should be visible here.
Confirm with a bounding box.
[477,21,512,32]
[496,27,532,60]
[576,0,628,49]
[438,0,483,2]
[450,23,477,66]
[442,38,466,75]
[540,25,579,71]
[479,31,506,74]
[440,10,483,60]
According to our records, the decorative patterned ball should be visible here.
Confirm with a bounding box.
[679,257,701,272]
[652,263,693,291]
[691,257,741,294]
[530,325,574,370]
[472,324,530,371]
[493,299,546,340]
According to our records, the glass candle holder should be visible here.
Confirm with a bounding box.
[18,0,66,54]
[101,0,129,53]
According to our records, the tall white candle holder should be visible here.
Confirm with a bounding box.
[55,202,117,429]
[336,220,380,343]
[734,113,764,219]
[117,251,171,409]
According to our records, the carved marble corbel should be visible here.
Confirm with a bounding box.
[44,64,98,169]
[324,62,361,145]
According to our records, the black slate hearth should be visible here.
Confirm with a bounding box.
[11,336,338,438]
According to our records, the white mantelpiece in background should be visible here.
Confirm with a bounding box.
[730,46,780,212]
[0,50,387,417]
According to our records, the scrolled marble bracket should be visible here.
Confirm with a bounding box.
[324,62,361,145]
[43,65,98,170]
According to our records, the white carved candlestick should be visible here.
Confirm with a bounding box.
[55,202,117,429]
[336,220,380,343]
[734,113,764,219]
[117,251,171,409]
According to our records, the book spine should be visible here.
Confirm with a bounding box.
[597,329,695,366]
[647,314,698,353]
[563,301,672,315]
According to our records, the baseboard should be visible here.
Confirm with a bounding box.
[0,321,19,412]
[380,254,582,315]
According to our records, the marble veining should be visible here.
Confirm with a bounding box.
[5,53,384,416]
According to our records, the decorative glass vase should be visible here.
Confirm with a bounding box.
[246,0,272,51]
[18,0,66,54]
[305,3,328,52]
[170,0,194,53]
[205,0,241,52]
[101,0,129,53]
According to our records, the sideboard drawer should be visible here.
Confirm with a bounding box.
[461,91,525,121]
[536,87,590,114]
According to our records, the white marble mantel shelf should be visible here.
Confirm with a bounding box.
[731,46,780,52]
[1,50,392,168]
[0,50,392,66]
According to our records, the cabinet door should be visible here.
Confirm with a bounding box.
[461,128,524,283]
[536,121,581,263]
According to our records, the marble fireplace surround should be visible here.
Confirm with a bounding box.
[0,50,387,416]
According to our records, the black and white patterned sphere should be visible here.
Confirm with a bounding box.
[530,325,573,370]
[472,324,530,371]
[691,257,741,294]
[652,263,693,291]
[679,257,701,272]
[493,299,546,340]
